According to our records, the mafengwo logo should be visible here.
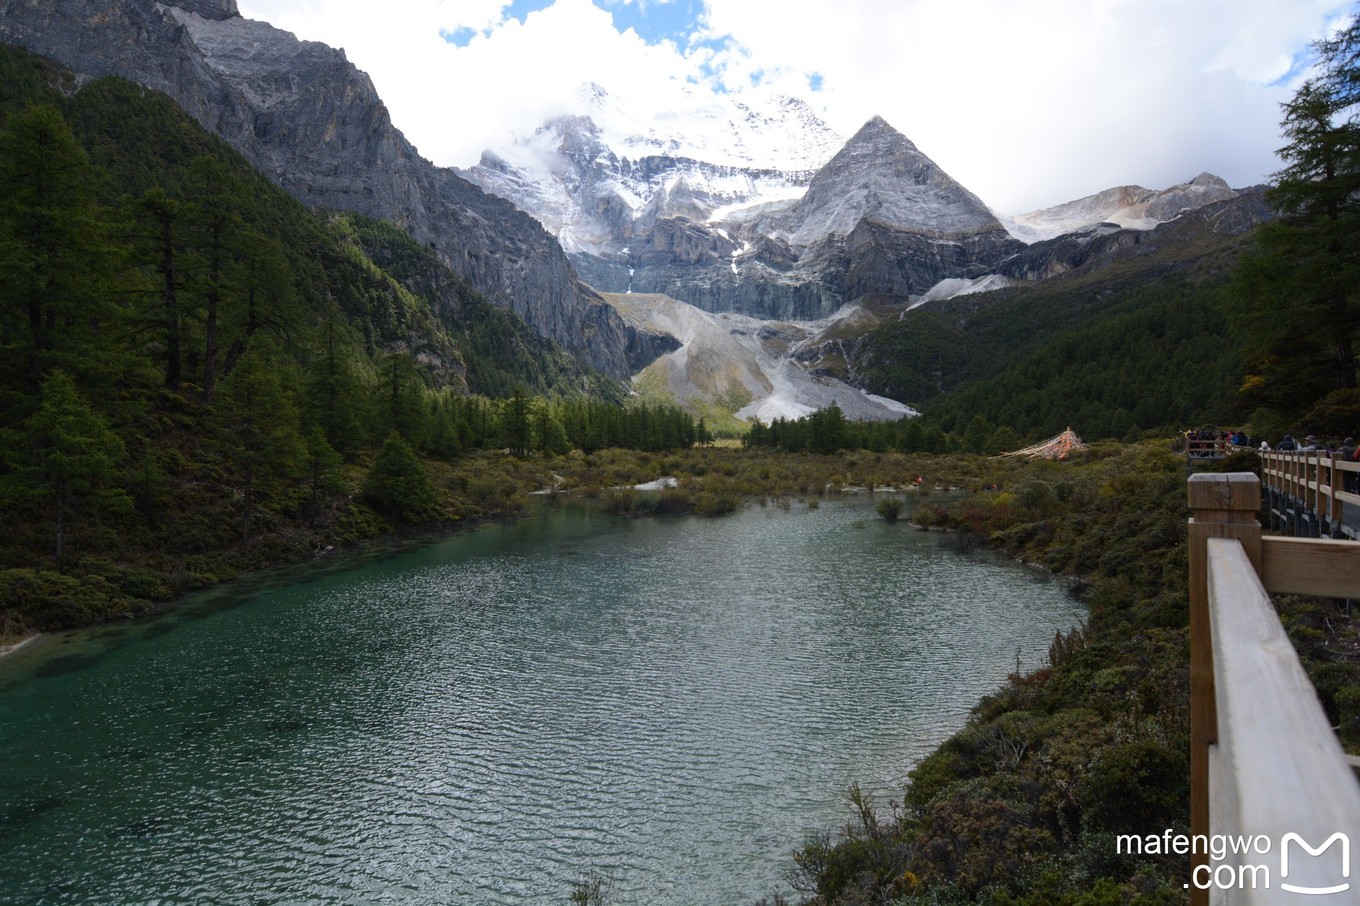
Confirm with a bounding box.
[1280,832,1350,896]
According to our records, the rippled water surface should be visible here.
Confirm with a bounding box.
[0,500,1083,904]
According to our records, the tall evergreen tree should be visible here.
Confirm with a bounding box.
[502,386,532,457]
[14,370,127,568]
[375,351,428,445]
[303,298,368,457]
[1237,14,1360,416]
[0,105,108,393]
[222,347,305,540]
[184,156,247,401]
[362,431,437,523]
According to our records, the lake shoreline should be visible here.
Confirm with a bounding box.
[0,633,39,660]
[0,480,1027,666]
[0,507,534,660]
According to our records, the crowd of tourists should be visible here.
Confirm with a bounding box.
[1271,433,1358,456]
[1186,428,1360,459]
[1185,428,1252,457]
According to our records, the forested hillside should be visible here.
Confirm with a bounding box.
[856,202,1263,443]
[0,45,708,637]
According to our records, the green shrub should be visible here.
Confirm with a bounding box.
[694,491,739,517]
[875,497,904,523]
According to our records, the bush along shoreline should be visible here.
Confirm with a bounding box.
[765,443,1360,906]
[0,444,979,645]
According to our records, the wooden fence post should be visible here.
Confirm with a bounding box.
[1329,452,1344,539]
[1187,473,1262,906]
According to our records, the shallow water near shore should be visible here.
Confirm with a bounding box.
[0,499,1082,904]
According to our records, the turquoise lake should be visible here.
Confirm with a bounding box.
[0,499,1084,904]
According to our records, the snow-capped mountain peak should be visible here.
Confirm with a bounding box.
[459,81,845,257]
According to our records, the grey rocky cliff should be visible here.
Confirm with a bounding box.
[773,116,1009,244]
[163,0,239,19]
[0,0,648,378]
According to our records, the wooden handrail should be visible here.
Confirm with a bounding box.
[1205,538,1360,902]
[1261,536,1360,598]
[1259,450,1359,539]
[1188,473,1360,904]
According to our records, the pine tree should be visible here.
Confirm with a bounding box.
[375,352,429,446]
[362,431,438,523]
[131,188,189,389]
[502,386,532,457]
[1236,15,1360,415]
[0,105,109,393]
[303,299,368,457]
[14,370,128,568]
[183,156,247,402]
[963,415,992,455]
[222,347,305,540]
[303,425,344,519]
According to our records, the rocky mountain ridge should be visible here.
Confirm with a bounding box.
[0,0,676,379]
[1005,172,1242,243]
[995,185,1274,283]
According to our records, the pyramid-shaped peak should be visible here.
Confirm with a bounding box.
[838,115,922,156]
[854,114,909,138]
[786,114,1002,243]
[578,81,608,101]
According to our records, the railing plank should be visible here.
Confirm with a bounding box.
[1188,473,1263,905]
[1261,536,1360,598]
[1207,538,1360,902]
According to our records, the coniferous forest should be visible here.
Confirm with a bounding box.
[0,45,708,637]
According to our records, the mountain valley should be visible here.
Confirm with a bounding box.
[0,0,1274,430]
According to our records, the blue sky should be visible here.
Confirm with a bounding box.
[446,0,707,48]
[238,0,1351,214]
[593,0,707,45]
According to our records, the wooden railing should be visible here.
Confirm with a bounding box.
[1188,473,1360,904]
[1188,436,1232,461]
[1259,449,1360,540]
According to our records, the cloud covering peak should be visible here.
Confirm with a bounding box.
[237,0,1350,213]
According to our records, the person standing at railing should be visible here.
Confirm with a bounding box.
[1278,434,1297,451]
[1299,434,1319,452]
[1345,436,1359,494]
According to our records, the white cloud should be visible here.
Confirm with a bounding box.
[237,0,1349,213]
